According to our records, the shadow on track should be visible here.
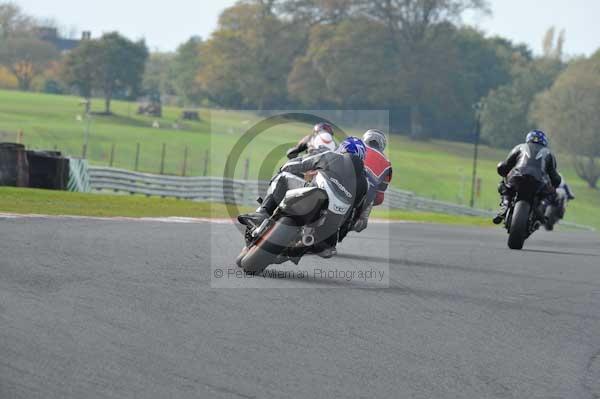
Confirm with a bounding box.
[522,248,600,257]
[259,267,385,289]
[334,252,600,288]
[258,265,600,323]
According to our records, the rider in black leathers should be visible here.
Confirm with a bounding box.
[493,130,562,224]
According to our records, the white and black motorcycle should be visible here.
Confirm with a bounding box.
[236,172,352,274]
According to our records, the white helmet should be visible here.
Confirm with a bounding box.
[309,131,336,152]
[362,129,387,152]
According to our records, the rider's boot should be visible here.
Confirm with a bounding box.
[313,234,338,258]
[238,195,278,227]
[493,196,510,225]
[315,246,337,259]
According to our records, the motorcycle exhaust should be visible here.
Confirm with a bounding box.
[302,234,315,247]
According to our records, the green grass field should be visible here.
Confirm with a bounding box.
[1,89,598,228]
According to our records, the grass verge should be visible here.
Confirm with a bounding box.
[0,187,252,218]
[1,187,492,226]
[371,208,491,227]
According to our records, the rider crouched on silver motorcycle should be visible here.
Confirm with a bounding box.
[240,137,368,258]
[493,130,562,225]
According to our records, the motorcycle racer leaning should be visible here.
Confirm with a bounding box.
[239,137,368,258]
[493,130,562,225]
[339,129,392,239]
[552,176,576,220]
[558,178,575,201]
[286,123,337,159]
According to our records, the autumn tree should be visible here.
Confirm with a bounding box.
[95,33,148,113]
[62,32,148,114]
[61,39,102,99]
[480,29,564,149]
[0,2,34,39]
[479,58,562,148]
[354,0,490,139]
[172,37,202,105]
[434,29,517,140]
[541,26,564,60]
[142,52,176,100]
[197,3,305,108]
[0,37,58,90]
[288,18,392,107]
[532,52,600,188]
[0,3,58,91]
[278,0,358,24]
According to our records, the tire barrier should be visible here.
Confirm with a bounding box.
[26,151,70,190]
[0,143,29,187]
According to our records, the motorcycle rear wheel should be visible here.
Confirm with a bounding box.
[508,200,530,250]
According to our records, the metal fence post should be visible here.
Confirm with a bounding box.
[160,143,166,175]
[470,102,483,208]
[182,146,188,176]
[203,149,209,176]
[134,142,140,171]
[109,143,116,167]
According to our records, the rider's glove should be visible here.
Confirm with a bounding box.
[353,203,373,233]
[286,147,299,159]
[353,217,368,232]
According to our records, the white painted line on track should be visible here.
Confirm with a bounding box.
[0,213,233,224]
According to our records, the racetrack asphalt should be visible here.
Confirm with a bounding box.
[1,215,600,398]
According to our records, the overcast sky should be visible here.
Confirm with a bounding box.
[15,0,599,56]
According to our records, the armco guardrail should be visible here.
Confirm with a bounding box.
[382,188,493,217]
[89,166,269,206]
[89,166,477,212]
[88,166,594,230]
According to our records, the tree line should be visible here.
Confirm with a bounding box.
[1,1,599,187]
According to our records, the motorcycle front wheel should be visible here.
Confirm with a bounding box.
[238,217,300,274]
[544,205,557,231]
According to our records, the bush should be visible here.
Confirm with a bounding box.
[43,79,65,94]
[0,66,18,89]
